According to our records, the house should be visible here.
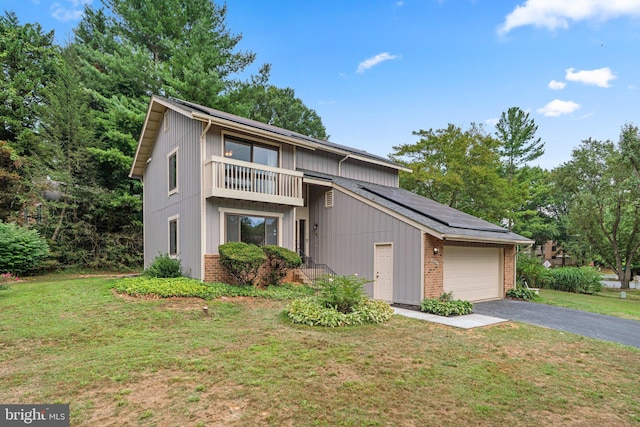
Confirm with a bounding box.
[535,240,576,267]
[129,96,533,304]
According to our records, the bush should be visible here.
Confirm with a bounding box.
[0,221,49,275]
[506,288,536,300]
[517,253,552,289]
[316,275,368,314]
[285,297,393,327]
[144,253,183,278]
[218,242,267,286]
[113,277,315,300]
[262,245,302,286]
[547,266,603,294]
[420,292,473,316]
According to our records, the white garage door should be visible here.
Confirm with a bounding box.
[443,246,502,302]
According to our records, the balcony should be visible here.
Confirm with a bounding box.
[205,156,304,206]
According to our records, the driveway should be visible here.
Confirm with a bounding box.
[473,299,640,349]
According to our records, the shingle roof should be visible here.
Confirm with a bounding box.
[302,170,533,245]
[165,97,404,168]
[130,96,410,179]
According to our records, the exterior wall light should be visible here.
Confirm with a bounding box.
[433,247,439,255]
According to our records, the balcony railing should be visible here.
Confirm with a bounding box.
[205,156,304,206]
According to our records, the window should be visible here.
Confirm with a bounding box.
[325,190,334,208]
[224,137,279,167]
[168,215,179,256]
[225,213,278,246]
[168,148,178,195]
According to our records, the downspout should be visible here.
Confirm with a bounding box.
[200,119,213,281]
[338,154,350,177]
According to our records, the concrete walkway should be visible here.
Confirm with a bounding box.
[473,299,640,349]
[392,307,507,329]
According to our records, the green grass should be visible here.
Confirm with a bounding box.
[535,288,640,321]
[1,274,639,426]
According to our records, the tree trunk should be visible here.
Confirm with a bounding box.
[620,266,631,290]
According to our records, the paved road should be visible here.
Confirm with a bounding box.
[473,299,640,349]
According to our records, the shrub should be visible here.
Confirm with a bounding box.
[285,297,393,327]
[547,266,603,294]
[420,292,473,316]
[113,277,315,300]
[506,288,536,300]
[517,253,552,289]
[218,242,267,286]
[144,253,183,278]
[0,221,49,275]
[316,275,368,314]
[262,245,302,286]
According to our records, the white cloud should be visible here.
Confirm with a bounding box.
[356,52,399,74]
[51,0,92,23]
[485,117,499,126]
[565,67,616,87]
[629,84,638,90]
[396,1,404,6]
[537,99,581,117]
[548,80,566,90]
[498,0,640,35]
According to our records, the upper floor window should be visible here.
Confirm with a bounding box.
[168,148,178,195]
[224,137,278,168]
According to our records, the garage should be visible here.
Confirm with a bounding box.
[443,246,503,302]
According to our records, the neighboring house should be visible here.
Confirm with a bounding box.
[130,96,532,304]
[535,240,576,267]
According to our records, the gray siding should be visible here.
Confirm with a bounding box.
[297,147,398,186]
[308,186,422,304]
[205,199,295,254]
[143,109,203,278]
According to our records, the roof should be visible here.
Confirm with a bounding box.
[130,95,410,179]
[302,170,534,245]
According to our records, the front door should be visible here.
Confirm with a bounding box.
[374,243,393,302]
[295,207,309,257]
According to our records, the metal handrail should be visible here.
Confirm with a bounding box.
[298,250,336,283]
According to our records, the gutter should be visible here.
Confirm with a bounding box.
[443,234,534,245]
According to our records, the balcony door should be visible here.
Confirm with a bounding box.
[224,138,279,194]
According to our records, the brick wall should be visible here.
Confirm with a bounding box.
[423,234,444,299]
[203,254,298,285]
[422,235,517,300]
[503,245,516,295]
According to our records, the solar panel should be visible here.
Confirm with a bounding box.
[361,185,508,233]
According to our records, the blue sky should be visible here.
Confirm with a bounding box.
[4,0,640,169]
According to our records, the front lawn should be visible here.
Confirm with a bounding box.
[535,288,640,321]
[1,275,639,426]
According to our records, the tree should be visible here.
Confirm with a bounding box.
[0,12,60,217]
[495,107,545,230]
[249,85,326,139]
[553,127,640,289]
[495,107,545,182]
[511,166,556,249]
[390,124,508,224]
[0,141,23,221]
[0,12,58,147]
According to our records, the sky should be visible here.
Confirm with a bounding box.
[4,0,640,169]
